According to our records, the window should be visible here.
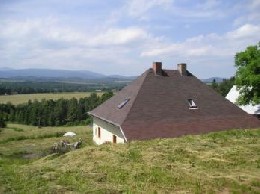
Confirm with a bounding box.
[98,127,101,138]
[188,99,198,109]
[113,135,117,143]
[117,98,130,109]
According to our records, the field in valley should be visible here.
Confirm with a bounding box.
[0,123,259,193]
[0,92,103,105]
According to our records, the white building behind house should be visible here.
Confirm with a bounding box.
[226,85,260,115]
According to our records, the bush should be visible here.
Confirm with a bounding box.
[0,115,6,129]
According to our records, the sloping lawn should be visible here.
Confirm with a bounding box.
[0,124,259,193]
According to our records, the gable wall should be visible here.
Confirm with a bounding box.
[93,117,125,145]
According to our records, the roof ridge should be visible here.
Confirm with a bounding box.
[120,69,150,127]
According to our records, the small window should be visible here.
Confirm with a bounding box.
[98,127,101,138]
[113,135,117,144]
[117,98,130,109]
[188,99,198,109]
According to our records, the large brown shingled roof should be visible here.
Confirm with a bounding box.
[89,64,260,141]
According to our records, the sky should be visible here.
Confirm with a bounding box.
[0,0,259,78]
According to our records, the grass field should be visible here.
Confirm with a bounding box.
[0,124,93,156]
[0,124,259,193]
[0,92,103,105]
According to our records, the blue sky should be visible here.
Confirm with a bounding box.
[0,0,259,78]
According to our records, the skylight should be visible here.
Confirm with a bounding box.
[188,99,198,109]
[118,98,130,109]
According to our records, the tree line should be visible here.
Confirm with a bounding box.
[0,92,113,127]
[0,81,126,95]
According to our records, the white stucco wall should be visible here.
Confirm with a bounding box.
[226,85,260,115]
[92,117,125,145]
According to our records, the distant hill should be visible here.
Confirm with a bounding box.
[107,75,137,80]
[0,69,106,79]
[201,77,225,83]
[0,68,224,83]
[0,67,13,71]
[0,68,137,82]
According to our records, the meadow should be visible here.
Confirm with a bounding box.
[0,92,103,105]
[0,123,259,193]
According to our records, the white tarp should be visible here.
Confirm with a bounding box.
[63,132,76,137]
[226,85,260,115]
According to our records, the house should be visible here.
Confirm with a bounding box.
[88,62,260,144]
[226,85,260,117]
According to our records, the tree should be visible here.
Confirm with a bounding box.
[211,79,219,92]
[235,43,260,105]
[100,91,113,103]
[67,98,78,123]
[218,77,235,97]
[210,77,235,97]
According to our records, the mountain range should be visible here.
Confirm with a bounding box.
[0,68,225,82]
[200,77,225,83]
[0,68,107,79]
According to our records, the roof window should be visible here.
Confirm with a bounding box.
[188,99,198,109]
[118,98,130,109]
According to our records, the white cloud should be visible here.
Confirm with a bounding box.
[1,18,52,37]
[249,0,260,10]
[141,24,260,58]
[123,0,225,21]
[227,24,260,39]
[196,0,220,10]
[169,0,225,20]
[91,27,149,45]
[141,43,213,57]
[0,0,259,78]
[233,0,260,26]
[0,17,152,74]
[0,18,151,47]
[1,16,259,76]
[126,0,171,18]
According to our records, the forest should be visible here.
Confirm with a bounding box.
[0,92,113,127]
[0,80,128,95]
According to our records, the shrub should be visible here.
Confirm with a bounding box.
[0,115,6,129]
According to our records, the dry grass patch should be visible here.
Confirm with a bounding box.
[0,92,103,105]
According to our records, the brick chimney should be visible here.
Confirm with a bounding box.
[177,63,187,76]
[153,62,162,76]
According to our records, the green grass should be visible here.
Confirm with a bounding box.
[0,124,259,193]
[0,92,103,105]
[0,124,93,157]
